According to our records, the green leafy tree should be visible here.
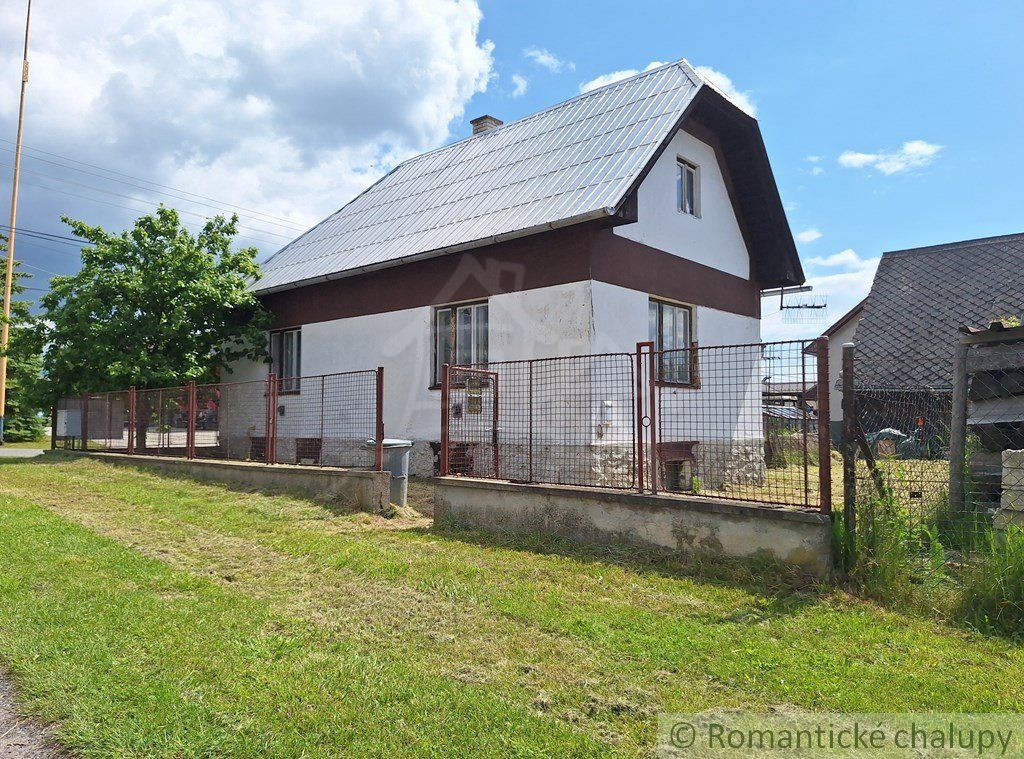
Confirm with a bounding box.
[38,207,272,399]
[0,246,45,442]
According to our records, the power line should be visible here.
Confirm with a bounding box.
[0,222,93,247]
[0,139,309,231]
[0,159,299,241]
[4,172,286,250]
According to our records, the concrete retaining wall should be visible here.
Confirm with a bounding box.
[66,451,391,514]
[435,477,832,576]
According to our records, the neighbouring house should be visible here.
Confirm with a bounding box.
[814,298,865,443]
[849,232,1024,460]
[232,59,805,477]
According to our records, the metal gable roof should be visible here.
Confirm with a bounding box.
[254,61,705,293]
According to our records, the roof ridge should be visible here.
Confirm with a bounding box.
[883,231,1024,258]
[396,59,696,168]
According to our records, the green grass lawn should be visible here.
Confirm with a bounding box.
[0,454,1021,757]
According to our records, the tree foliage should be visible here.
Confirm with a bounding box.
[0,247,45,442]
[38,207,272,397]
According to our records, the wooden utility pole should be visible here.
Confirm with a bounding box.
[0,0,32,444]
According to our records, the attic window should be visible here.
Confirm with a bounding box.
[677,158,700,217]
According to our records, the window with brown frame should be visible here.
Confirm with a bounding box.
[432,301,488,386]
[270,328,301,393]
[649,298,697,385]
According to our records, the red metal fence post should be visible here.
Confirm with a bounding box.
[186,380,197,459]
[440,363,450,476]
[647,343,659,495]
[81,393,89,451]
[816,336,832,514]
[127,387,136,454]
[266,373,278,465]
[634,343,646,494]
[491,372,500,479]
[374,367,385,471]
[50,401,57,450]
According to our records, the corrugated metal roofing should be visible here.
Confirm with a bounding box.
[255,60,706,293]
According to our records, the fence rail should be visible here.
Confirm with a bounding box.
[53,369,385,471]
[440,339,830,511]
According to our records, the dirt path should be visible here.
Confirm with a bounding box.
[0,677,64,758]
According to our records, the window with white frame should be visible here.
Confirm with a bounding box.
[649,298,695,384]
[270,328,301,393]
[433,301,488,385]
[677,158,700,217]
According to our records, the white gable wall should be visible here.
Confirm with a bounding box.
[614,128,750,280]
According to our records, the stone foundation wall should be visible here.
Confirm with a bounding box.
[431,437,768,491]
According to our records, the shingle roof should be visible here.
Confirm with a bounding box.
[255,60,706,293]
[853,233,1024,389]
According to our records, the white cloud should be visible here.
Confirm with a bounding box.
[692,65,756,117]
[578,61,665,93]
[838,140,943,175]
[808,166,824,176]
[578,62,756,117]
[795,228,822,244]
[0,0,494,252]
[807,248,877,271]
[762,248,880,341]
[805,155,822,163]
[509,73,528,98]
[522,46,573,73]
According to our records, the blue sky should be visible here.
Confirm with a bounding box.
[464,0,1024,339]
[1,0,1022,340]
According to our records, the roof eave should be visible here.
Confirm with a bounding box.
[253,207,615,296]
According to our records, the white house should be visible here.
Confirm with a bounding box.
[232,60,805,476]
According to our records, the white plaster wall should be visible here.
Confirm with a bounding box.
[228,282,596,447]
[614,128,751,280]
[489,281,592,361]
[590,280,759,355]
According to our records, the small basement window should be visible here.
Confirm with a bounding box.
[270,328,301,393]
[677,158,700,217]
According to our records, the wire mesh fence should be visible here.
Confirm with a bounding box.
[657,340,829,508]
[848,331,1024,558]
[442,354,638,488]
[53,369,384,471]
[441,339,829,509]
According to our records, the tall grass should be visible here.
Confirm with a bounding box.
[957,526,1024,639]
[840,486,1022,638]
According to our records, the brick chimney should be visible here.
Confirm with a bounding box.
[470,115,503,135]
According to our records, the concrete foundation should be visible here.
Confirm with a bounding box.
[65,451,391,514]
[435,477,832,576]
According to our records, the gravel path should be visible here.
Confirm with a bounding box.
[0,448,45,458]
[0,677,64,758]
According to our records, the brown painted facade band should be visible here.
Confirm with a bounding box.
[261,222,761,330]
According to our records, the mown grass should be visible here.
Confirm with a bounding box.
[0,454,1022,756]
